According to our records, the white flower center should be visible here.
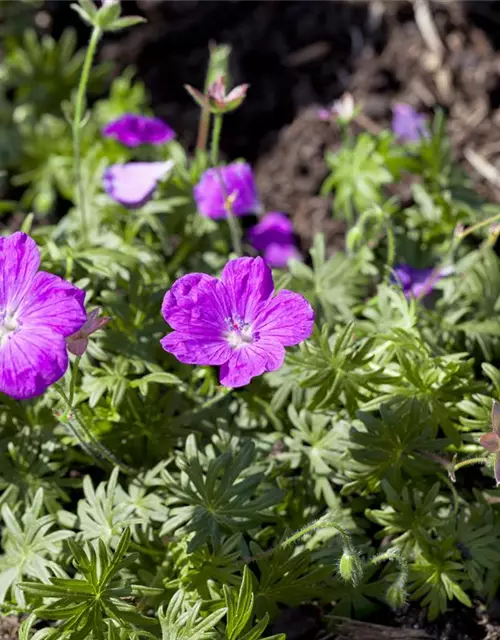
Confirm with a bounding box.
[224,316,253,349]
[0,314,19,343]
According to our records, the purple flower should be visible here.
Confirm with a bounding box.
[103,161,174,209]
[102,114,175,147]
[193,162,260,219]
[393,264,451,298]
[0,232,86,400]
[160,257,314,388]
[392,103,429,142]
[248,212,301,268]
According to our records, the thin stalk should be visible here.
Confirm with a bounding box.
[196,101,211,152]
[243,512,352,564]
[211,113,223,166]
[215,165,242,257]
[73,25,101,244]
[453,456,490,473]
[55,383,136,476]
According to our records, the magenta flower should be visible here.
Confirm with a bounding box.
[248,212,301,268]
[160,257,314,387]
[67,308,111,357]
[392,104,429,142]
[103,160,174,209]
[393,264,451,299]
[102,114,175,147]
[193,162,260,219]
[0,232,86,400]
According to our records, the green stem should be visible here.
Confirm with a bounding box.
[243,512,353,564]
[458,212,500,240]
[211,113,223,166]
[215,165,242,257]
[196,105,211,153]
[73,25,101,244]
[453,456,490,473]
[55,383,136,476]
[69,356,81,406]
[384,222,395,284]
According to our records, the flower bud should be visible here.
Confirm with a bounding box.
[95,0,121,28]
[386,581,407,610]
[185,75,249,115]
[338,549,363,585]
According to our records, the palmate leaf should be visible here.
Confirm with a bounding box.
[159,589,226,640]
[365,482,444,555]
[0,488,72,606]
[249,540,333,618]
[343,400,447,493]
[20,529,155,639]
[160,436,283,552]
[288,323,395,413]
[408,543,471,620]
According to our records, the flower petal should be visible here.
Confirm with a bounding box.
[480,432,500,453]
[263,243,302,269]
[103,161,174,209]
[0,232,40,312]
[194,162,260,219]
[161,273,231,336]
[495,452,500,487]
[221,257,274,324]
[248,212,295,252]
[160,331,232,365]
[17,272,86,337]
[0,328,68,400]
[103,114,175,147]
[254,290,314,346]
[219,340,285,388]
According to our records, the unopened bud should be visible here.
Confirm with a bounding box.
[338,549,363,585]
[386,580,407,609]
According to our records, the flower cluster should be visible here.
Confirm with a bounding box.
[0,232,312,400]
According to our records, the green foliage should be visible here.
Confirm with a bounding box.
[4,2,500,636]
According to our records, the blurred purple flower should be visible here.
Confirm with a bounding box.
[160,257,314,388]
[103,160,174,209]
[194,162,260,219]
[248,212,301,268]
[102,114,175,147]
[392,103,429,142]
[0,232,86,400]
[393,264,451,298]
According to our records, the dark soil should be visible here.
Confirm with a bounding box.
[36,1,500,638]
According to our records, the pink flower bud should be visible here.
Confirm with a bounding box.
[67,308,111,356]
